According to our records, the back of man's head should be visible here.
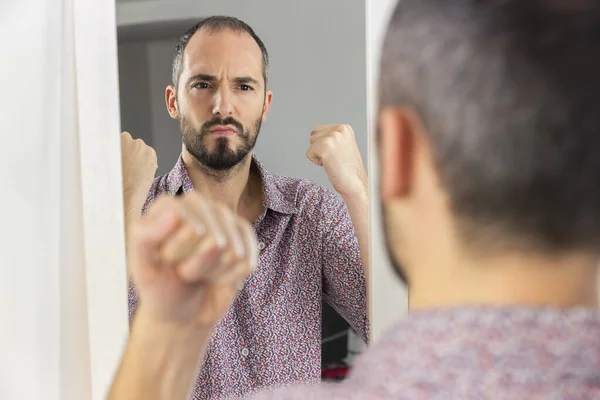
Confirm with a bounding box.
[380,0,600,255]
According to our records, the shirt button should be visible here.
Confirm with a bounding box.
[258,242,266,251]
[241,348,249,357]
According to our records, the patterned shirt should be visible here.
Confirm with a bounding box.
[248,307,600,399]
[128,154,369,400]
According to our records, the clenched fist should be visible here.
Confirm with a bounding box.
[120,131,158,212]
[128,192,258,326]
[306,124,368,198]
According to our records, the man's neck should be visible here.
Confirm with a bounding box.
[408,249,599,311]
[181,151,259,215]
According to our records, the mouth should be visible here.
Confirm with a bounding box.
[209,125,238,136]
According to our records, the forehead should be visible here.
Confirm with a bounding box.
[181,29,263,79]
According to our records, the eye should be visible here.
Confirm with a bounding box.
[239,84,253,91]
[193,82,210,89]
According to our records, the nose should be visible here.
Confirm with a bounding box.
[212,86,234,116]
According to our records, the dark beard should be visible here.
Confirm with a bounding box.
[180,114,262,180]
[380,206,410,286]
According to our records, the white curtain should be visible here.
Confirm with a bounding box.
[0,1,129,399]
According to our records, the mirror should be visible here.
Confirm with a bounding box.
[116,0,369,398]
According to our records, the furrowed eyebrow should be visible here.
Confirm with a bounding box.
[186,74,217,86]
[233,76,259,86]
[186,74,261,87]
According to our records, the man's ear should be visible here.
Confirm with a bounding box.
[261,90,273,122]
[166,85,179,120]
[378,107,416,202]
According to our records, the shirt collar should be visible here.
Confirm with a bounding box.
[165,153,298,215]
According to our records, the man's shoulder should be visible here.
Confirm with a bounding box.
[148,173,170,195]
[265,172,344,213]
[142,174,172,213]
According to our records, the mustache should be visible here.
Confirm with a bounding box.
[202,116,245,135]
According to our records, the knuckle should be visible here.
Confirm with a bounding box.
[181,223,197,239]
[155,196,178,213]
[129,220,144,238]
[335,124,352,136]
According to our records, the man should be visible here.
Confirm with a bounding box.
[120,16,370,400]
[112,1,600,399]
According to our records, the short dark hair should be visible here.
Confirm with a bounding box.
[172,16,269,89]
[379,0,600,253]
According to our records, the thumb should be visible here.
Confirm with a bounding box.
[306,144,323,167]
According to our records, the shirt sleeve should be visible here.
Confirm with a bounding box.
[319,189,370,344]
[128,179,161,325]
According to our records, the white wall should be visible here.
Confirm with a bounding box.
[118,42,153,150]
[116,0,368,190]
[366,0,409,343]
